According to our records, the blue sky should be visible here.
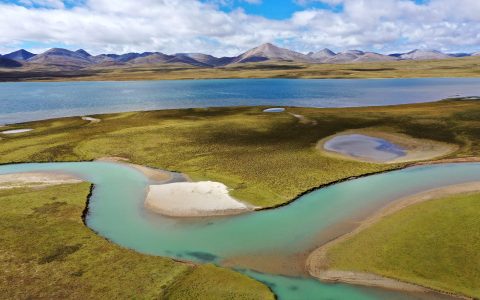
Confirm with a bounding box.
[209,0,344,19]
[0,0,479,56]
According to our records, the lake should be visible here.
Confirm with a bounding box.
[1,78,479,124]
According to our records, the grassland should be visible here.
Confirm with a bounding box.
[0,183,274,299]
[323,192,480,298]
[0,56,479,82]
[1,99,480,207]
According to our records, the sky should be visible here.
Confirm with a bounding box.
[0,0,479,56]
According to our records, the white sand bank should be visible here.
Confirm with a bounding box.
[81,116,101,123]
[0,172,81,189]
[145,181,252,217]
[1,129,33,134]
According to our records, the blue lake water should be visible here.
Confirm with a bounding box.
[1,78,479,124]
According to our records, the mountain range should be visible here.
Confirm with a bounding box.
[1,43,479,70]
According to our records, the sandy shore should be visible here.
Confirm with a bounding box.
[317,129,457,164]
[97,157,251,217]
[1,128,33,135]
[307,181,480,296]
[81,116,101,123]
[96,157,171,182]
[0,172,82,189]
[289,113,317,125]
[145,181,254,217]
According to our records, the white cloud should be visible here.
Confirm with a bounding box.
[0,0,479,56]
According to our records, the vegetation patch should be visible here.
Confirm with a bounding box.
[0,184,274,299]
[0,99,479,207]
[324,192,480,298]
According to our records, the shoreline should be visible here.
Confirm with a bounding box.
[0,171,82,189]
[306,181,480,299]
[95,157,173,183]
[1,97,476,126]
[97,157,253,217]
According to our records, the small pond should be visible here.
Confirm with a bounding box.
[263,107,285,112]
[324,134,406,162]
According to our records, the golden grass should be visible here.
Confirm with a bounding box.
[325,192,480,298]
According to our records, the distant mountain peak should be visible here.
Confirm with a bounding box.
[309,48,336,61]
[399,49,449,60]
[75,49,91,57]
[27,47,93,70]
[1,44,477,70]
[346,50,365,55]
[235,42,311,63]
[4,49,36,61]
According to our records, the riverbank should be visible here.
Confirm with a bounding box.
[0,182,275,299]
[96,157,172,182]
[307,182,480,298]
[0,171,81,189]
[97,157,252,217]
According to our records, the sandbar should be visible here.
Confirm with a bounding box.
[0,172,82,189]
[1,129,33,134]
[145,181,253,217]
[81,116,101,123]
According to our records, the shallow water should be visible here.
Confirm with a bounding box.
[324,134,406,162]
[1,78,480,124]
[1,161,478,299]
[263,107,286,112]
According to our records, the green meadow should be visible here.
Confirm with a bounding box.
[1,99,480,299]
[0,183,274,299]
[1,99,479,207]
[325,192,480,298]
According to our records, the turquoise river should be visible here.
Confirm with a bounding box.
[1,161,478,299]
